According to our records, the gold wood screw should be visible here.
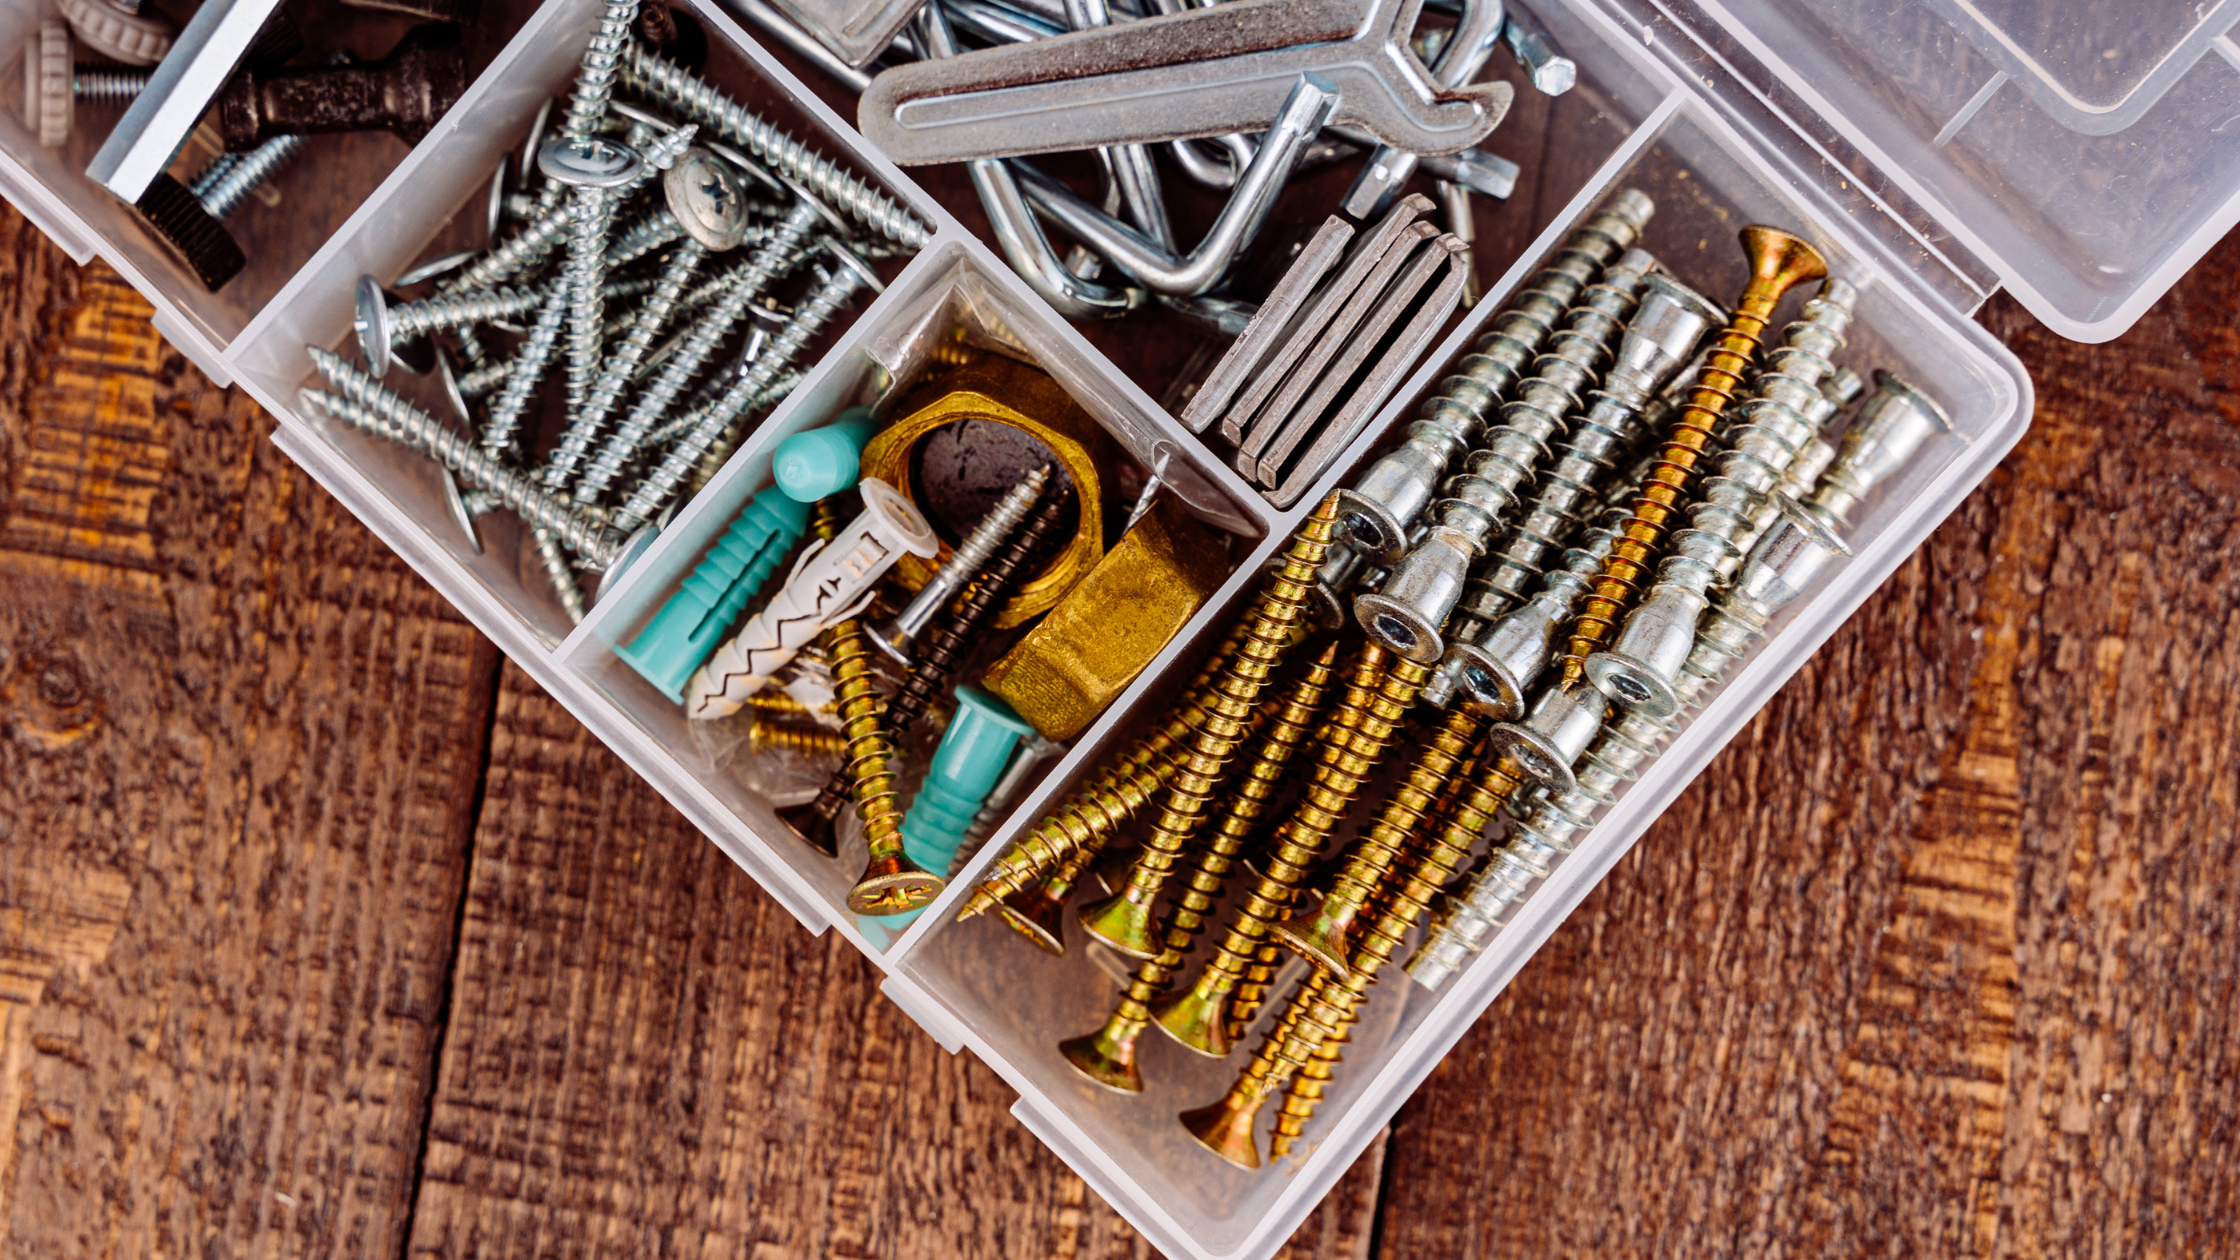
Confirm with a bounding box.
[961,621,1250,924]
[747,719,848,758]
[1182,747,1530,1169]
[1150,639,1420,1055]
[1058,642,1344,1093]
[1560,226,1827,683]
[1270,701,1484,978]
[836,613,943,915]
[744,690,819,717]
[1270,749,1476,1155]
[1071,498,1344,960]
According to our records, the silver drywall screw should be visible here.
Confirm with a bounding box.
[574,191,833,506]
[191,133,305,219]
[560,0,639,139]
[610,245,878,536]
[1336,190,1651,563]
[302,349,625,568]
[620,43,931,250]
[565,147,754,488]
[869,464,1052,664]
[541,134,646,418]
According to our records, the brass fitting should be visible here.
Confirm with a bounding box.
[1561,225,1828,683]
[965,621,1249,927]
[1183,748,1529,1169]
[1270,703,1486,978]
[1151,639,1423,1056]
[747,719,847,758]
[1073,497,1344,960]
[1057,641,1343,1093]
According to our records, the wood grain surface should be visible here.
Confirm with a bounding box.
[2,178,2237,1260]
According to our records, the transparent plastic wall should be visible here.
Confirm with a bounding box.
[6,0,2035,1258]
[1667,0,2240,338]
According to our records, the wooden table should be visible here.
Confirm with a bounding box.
[2,196,2234,1258]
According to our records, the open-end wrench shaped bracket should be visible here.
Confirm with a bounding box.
[859,0,1512,163]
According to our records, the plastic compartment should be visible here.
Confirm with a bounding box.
[4,0,2047,1257]
[0,0,544,378]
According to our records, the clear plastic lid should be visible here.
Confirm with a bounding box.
[1640,0,2240,340]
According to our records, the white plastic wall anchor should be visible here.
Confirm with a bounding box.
[683,477,937,719]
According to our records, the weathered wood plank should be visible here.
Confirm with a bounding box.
[406,662,1383,1260]
[0,202,500,1257]
[1370,238,2240,1256]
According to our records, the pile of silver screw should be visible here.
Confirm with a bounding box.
[304,7,928,623]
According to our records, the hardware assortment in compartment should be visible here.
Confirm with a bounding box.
[11,0,561,294]
[748,0,1582,503]
[957,188,1954,1168]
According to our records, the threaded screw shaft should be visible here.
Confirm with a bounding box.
[969,623,1251,928]
[622,44,930,249]
[1151,640,1420,1048]
[1561,227,1828,682]
[560,0,640,139]
[195,134,305,220]
[1336,189,1652,560]
[388,281,548,339]
[612,252,864,536]
[73,68,149,101]
[1074,498,1344,960]
[568,239,710,502]
[301,353,621,566]
[1058,642,1343,1090]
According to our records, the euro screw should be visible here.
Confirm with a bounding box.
[621,42,932,249]
[787,483,1070,856]
[1443,275,1727,653]
[1270,700,1480,978]
[1804,369,1952,529]
[871,466,1051,664]
[1183,741,1528,1170]
[1059,641,1344,1094]
[967,624,1254,935]
[1071,496,1345,961]
[1336,189,1653,563]
[1440,508,1625,716]
[213,25,466,148]
[1560,226,1830,685]
[1150,640,1418,1056]
[749,719,847,757]
[1585,280,1858,715]
[298,356,623,568]
[1355,249,1659,664]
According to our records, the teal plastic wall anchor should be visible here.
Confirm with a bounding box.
[616,487,811,702]
[773,406,881,503]
[872,686,1036,927]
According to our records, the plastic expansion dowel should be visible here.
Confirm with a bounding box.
[617,486,812,702]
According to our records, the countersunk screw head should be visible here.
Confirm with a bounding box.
[664,147,751,250]
[820,239,886,296]
[539,135,643,188]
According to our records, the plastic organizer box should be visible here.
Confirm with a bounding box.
[6,0,2230,1257]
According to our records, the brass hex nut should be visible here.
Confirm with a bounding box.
[983,495,1230,741]
[859,356,1121,628]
